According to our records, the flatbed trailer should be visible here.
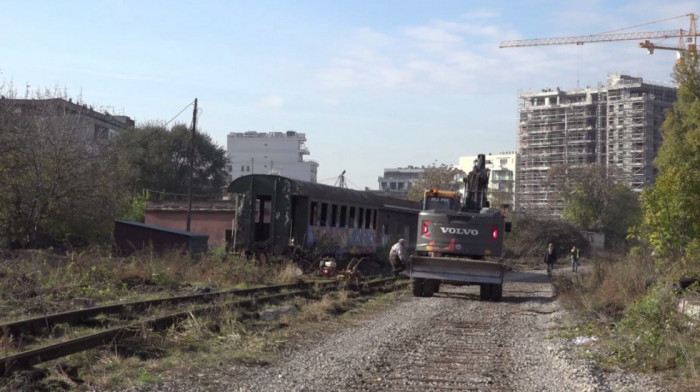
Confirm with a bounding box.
[408,255,505,301]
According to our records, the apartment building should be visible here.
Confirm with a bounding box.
[457,152,517,209]
[377,166,426,199]
[0,97,134,142]
[227,130,318,183]
[516,74,676,216]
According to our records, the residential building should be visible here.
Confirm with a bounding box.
[457,152,517,209]
[227,130,318,183]
[516,74,676,216]
[0,97,134,142]
[377,166,426,199]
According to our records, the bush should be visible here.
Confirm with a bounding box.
[505,215,588,259]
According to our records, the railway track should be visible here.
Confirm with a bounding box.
[355,298,513,391]
[1,276,402,377]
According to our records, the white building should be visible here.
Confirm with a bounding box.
[227,130,318,183]
[457,152,517,209]
[377,166,426,199]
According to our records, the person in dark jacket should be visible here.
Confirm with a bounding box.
[544,243,557,277]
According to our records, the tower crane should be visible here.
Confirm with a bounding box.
[500,13,697,58]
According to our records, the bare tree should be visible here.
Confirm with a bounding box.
[0,87,128,248]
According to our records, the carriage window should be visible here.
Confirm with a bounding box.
[320,203,328,227]
[310,202,318,226]
[358,208,364,228]
[349,207,356,227]
[365,209,372,229]
[372,209,377,230]
[331,204,338,227]
[339,205,347,227]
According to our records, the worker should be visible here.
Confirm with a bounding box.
[570,245,580,272]
[389,238,407,276]
[544,243,557,277]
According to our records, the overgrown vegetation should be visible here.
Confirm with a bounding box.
[0,248,404,391]
[0,248,301,324]
[553,54,700,390]
[505,213,588,261]
[0,87,228,248]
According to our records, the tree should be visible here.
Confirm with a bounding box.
[549,163,641,247]
[115,123,229,198]
[0,88,129,247]
[641,54,700,259]
[407,164,465,201]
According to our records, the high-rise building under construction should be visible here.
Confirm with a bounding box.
[516,74,677,216]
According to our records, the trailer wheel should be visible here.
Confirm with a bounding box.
[479,284,491,301]
[411,279,424,297]
[490,283,503,302]
[422,280,436,297]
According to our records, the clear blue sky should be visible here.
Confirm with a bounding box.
[1,1,695,189]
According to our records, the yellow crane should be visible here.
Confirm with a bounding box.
[499,13,697,59]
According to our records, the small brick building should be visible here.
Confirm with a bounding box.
[145,200,236,249]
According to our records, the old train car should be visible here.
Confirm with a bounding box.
[227,174,419,259]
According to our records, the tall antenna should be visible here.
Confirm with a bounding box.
[335,170,347,188]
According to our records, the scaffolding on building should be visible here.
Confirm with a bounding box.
[516,75,676,216]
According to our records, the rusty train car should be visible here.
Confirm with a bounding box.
[227,174,419,261]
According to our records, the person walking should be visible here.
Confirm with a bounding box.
[570,245,580,272]
[544,243,557,277]
[389,238,407,276]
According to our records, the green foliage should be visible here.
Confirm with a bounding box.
[122,192,148,222]
[505,214,587,258]
[641,54,700,259]
[114,123,228,198]
[407,164,464,201]
[551,164,641,247]
[612,283,692,371]
[0,88,131,247]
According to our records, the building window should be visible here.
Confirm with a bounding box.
[349,206,356,227]
[310,202,318,226]
[320,203,328,227]
[331,204,338,227]
[340,205,347,227]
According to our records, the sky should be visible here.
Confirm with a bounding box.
[1,0,696,190]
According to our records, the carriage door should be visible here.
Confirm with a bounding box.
[291,196,309,247]
[254,195,272,242]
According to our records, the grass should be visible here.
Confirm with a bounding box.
[0,248,299,323]
[553,250,700,391]
[0,247,405,391]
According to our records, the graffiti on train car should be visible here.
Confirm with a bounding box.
[307,226,380,255]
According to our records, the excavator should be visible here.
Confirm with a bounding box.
[407,154,511,301]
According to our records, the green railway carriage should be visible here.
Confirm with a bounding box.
[227,175,419,259]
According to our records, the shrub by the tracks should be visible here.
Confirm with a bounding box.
[554,251,700,390]
[0,248,310,323]
[505,215,587,261]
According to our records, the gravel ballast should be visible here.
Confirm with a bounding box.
[121,269,665,392]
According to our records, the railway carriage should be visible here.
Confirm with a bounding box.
[227,175,419,262]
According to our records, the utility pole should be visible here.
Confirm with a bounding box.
[186,98,197,231]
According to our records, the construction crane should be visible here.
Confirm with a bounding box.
[500,13,697,58]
